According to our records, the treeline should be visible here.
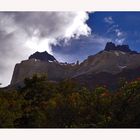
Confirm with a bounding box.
[0,74,140,128]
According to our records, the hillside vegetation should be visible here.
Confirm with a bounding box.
[1,74,140,128]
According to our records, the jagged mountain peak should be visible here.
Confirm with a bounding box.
[11,42,140,87]
[29,51,56,62]
[104,42,138,54]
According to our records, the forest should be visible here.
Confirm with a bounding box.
[0,74,140,128]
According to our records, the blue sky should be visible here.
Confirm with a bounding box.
[52,12,140,62]
[87,12,140,51]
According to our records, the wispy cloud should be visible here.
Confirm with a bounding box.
[104,16,114,24]
[105,16,126,44]
[115,38,125,44]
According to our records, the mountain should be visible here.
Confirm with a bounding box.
[76,42,140,75]
[10,42,140,89]
[104,42,138,54]
[11,52,79,85]
[29,51,56,62]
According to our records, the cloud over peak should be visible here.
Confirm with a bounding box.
[0,12,91,87]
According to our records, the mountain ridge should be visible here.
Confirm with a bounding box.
[10,42,140,89]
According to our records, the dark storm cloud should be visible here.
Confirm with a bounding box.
[13,12,75,38]
[2,12,90,39]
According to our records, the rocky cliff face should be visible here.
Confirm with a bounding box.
[11,42,140,88]
[11,58,79,85]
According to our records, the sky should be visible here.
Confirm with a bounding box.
[0,12,140,87]
[52,12,140,62]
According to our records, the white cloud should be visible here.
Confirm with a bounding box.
[107,24,119,33]
[65,12,91,38]
[105,17,126,44]
[114,29,124,37]
[115,38,125,44]
[104,16,114,24]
